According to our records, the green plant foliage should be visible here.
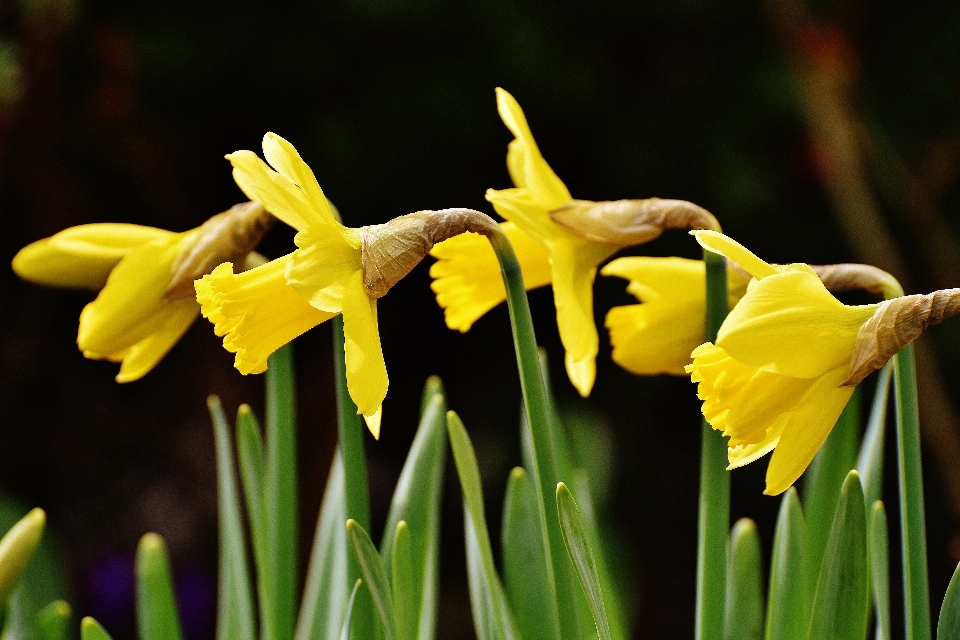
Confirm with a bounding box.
[135,533,183,640]
[32,600,70,640]
[869,501,890,640]
[502,467,556,640]
[390,523,415,640]
[346,520,398,640]
[80,617,113,640]
[208,396,256,640]
[556,482,612,640]
[857,363,893,511]
[764,488,810,640]
[723,519,763,640]
[808,471,868,640]
[339,580,362,640]
[937,560,960,640]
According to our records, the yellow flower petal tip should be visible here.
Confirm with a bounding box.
[565,354,596,397]
[363,406,383,440]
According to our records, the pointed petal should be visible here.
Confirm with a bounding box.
[114,302,199,382]
[342,271,388,423]
[764,367,855,495]
[428,221,551,331]
[692,230,778,280]
[196,257,336,374]
[600,256,706,303]
[363,406,383,440]
[77,233,189,358]
[606,296,704,376]
[13,224,172,290]
[227,150,318,232]
[285,222,362,313]
[495,88,571,209]
[728,434,781,469]
[261,133,338,226]
[485,187,559,243]
[549,241,616,396]
[718,269,876,378]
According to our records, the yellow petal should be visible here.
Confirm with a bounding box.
[495,88,571,209]
[428,221,551,332]
[364,406,383,440]
[77,233,190,358]
[692,230,778,280]
[605,296,704,375]
[727,435,782,470]
[485,187,560,244]
[196,257,336,374]
[723,369,814,447]
[12,224,173,290]
[601,256,707,303]
[549,240,617,396]
[342,270,388,425]
[114,302,199,383]
[260,133,338,226]
[763,366,855,495]
[717,269,876,378]
[285,222,363,313]
[227,149,318,232]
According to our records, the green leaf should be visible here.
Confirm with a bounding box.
[379,379,447,640]
[135,533,183,640]
[265,344,298,640]
[33,600,71,640]
[339,580,362,640]
[724,519,763,640]
[236,404,266,569]
[294,450,349,640]
[0,508,45,605]
[447,411,512,640]
[502,467,556,640]
[556,482,612,640]
[764,488,810,640]
[804,390,861,579]
[391,522,415,640]
[856,363,892,511]
[937,561,960,639]
[808,471,868,640]
[80,616,114,640]
[869,502,890,640]
[208,396,256,640]
[346,520,398,640]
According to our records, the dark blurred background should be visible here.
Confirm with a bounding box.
[2,0,960,637]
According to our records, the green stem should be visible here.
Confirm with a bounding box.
[485,228,569,639]
[696,250,730,640]
[332,316,373,638]
[893,344,931,640]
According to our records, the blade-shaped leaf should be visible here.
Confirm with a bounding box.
[339,580,362,640]
[294,450,349,640]
[135,533,183,640]
[0,508,45,605]
[808,471,868,640]
[502,467,556,640]
[80,617,114,640]
[448,411,512,640]
[937,561,960,639]
[765,488,810,640]
[805,391,861,578]
[869,502,890,640]
[208,396,256,640]
[724,518,763,640]
[346,520,398,640]
[379,380,447,640]
[265,344,298,640]
[391,522,415,640]
[33,600,71,640]
[857,363,892,512]
[556,482,612,640]
[236,405,266,569]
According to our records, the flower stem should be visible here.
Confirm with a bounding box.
[486,227,570,639]
[696,250,730,640]
[893,343,931,640]
[332,316,373,637]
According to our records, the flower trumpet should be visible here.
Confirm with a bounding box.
[430,87,719,397]
[11,202,271,382]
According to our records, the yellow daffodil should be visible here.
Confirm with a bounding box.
[12,223,200,382]
[685,230,879,495]
[196,133,388,436]
[430,88,617,397]
[601,256,750,376]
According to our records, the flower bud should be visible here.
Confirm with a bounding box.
[0,508,45,604]
[163,201,275,301]
[842,288,960,386]
[549,198,720,247]
[361,208,499,298]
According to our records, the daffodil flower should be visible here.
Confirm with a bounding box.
[13,224,201,382]
[685,230,881,495]
[196,133,388,436]
[601,256,750,376]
